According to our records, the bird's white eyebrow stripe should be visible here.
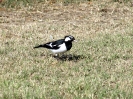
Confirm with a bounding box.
[65,37,71,41]
[69,36,73,38]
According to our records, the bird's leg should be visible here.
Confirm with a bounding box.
[53,54,58,58]
[55,54,58,57]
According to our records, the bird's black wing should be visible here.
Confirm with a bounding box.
[34,39,64,49]
[44,39,64,49]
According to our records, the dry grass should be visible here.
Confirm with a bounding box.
[0,0,133,99]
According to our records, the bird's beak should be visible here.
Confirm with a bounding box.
[74,40,77,42]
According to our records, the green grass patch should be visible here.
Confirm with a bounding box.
[1,32,133,98]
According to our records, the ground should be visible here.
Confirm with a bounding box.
[0,1,133,99]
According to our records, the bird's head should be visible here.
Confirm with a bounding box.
[64,35,76,42]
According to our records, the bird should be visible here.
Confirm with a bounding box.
[34,35,76,56]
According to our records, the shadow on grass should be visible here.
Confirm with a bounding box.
[53,54,86,61]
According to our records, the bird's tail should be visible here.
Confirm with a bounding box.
[34,45,44,48]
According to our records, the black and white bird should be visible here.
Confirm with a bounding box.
[34,35,76,56]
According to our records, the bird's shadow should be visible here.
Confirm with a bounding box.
[53,54,86,61]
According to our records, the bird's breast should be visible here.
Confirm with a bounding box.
[50,43,67,54]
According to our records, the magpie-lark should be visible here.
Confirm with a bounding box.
[34,35,76,56]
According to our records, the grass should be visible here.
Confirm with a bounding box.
[1,0,132,8]
[1,0,133,99]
